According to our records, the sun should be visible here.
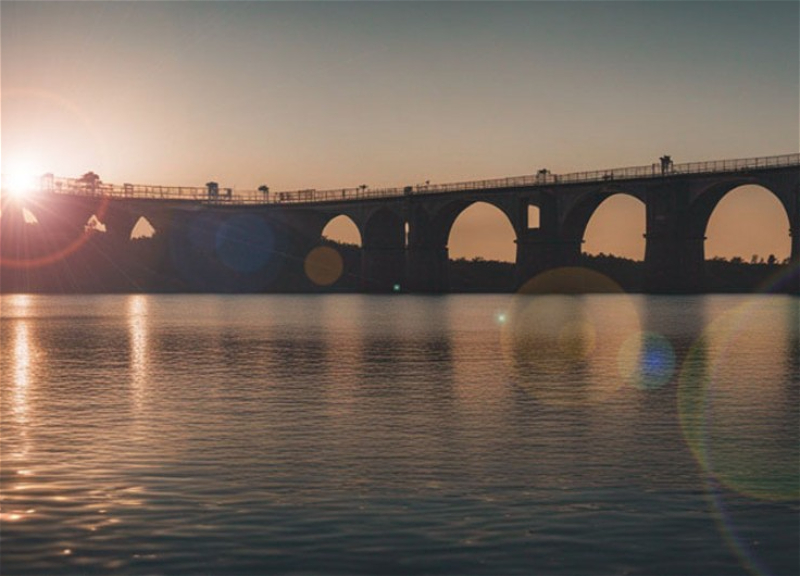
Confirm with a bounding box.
[2,160,42,200]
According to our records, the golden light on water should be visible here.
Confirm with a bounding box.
[13,321,32,424]
[9,293,32,308]
[127,295,149,411]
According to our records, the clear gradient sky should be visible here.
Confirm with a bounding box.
[2,1,798,261]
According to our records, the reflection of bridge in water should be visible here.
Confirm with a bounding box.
[2,153,799,293]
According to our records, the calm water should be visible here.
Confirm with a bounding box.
[1,294,798,576]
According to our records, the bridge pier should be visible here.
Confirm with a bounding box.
[404,205,449,292]
[644,234,705,293]
[643,183,704,293]
[515,230,582,288]
[405,246,449,292]
[361,208,406,292]
[788,221,800,295]
[361,248,405,292]
[103,205,140,244]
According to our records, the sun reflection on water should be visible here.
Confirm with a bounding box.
[13,321,32,424]
[127,295,149,412]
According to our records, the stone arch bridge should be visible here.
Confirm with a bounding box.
[2,153,798,293]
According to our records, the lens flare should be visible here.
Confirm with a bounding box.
[304,246,344,286]
[755,260,800,294]
[704,477,797,576]
[501,267,641,406]
[0,195,112,269]
[617,331,676,390]
[215,214,275,274]
[1,160,41,200]
[678,298,799,502]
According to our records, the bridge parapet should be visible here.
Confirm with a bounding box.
[4,153,798,207]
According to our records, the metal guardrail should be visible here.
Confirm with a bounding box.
[4,152,798,206]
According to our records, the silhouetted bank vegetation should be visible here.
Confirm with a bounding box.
[447,253,647,292]
[0,231,792,294]
[448,253,792,293]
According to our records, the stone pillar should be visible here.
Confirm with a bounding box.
[362,247,405,292]
[103,206,139,244]
[644,184,704,293]
[515,229,582,287]
[361,208,406,292]
[788,216,800,295]
[405,245,449,292]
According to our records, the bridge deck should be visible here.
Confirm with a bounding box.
[4,152,799,206]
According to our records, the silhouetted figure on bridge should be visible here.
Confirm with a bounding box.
[536,169,551,184]
[660,155,673,175]
[206,181,219,200]
[258,185,269,202]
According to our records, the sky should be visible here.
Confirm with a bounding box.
[2,1,798,261]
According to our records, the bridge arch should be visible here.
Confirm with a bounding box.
[130,216,157,239]
[689,179,793,253]
[320,214,362,247]
[561,187,645,247]
[582,193,646,261]
[301,213,363,290]
[696,182,792,263]
[443,200,517,262]
[442,201,517,291]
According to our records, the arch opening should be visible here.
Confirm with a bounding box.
[130,216,157,240]
[447,201,516,291]
[528,204,540,229]
[704,184,791,291]
[307,214,362,290]
[582,194,645,261]
[321,214,361,247]
[705,185,790,264]
[574,193,646,291]
[85,214,107,233]
[22,207,39,225]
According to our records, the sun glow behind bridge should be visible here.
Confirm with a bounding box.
[1,159,43,200]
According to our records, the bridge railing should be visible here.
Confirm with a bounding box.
[262,152,800,202]
[414,152,800,194]
[7,152,799,206]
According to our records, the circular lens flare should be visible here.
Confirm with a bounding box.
[678,298,799,502]
[618,331,676,390]
[304,245,344,286]
[502,267,642,406]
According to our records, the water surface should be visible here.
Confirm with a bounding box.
[1,294,798,575]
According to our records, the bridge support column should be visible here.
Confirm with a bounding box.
[644,184,704,293]
[787,220,800,295]
[362,248,405,292]
[515,230,581,288]
[405,245,449,292]
[103,207,139,245]
[644,234,705,293]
